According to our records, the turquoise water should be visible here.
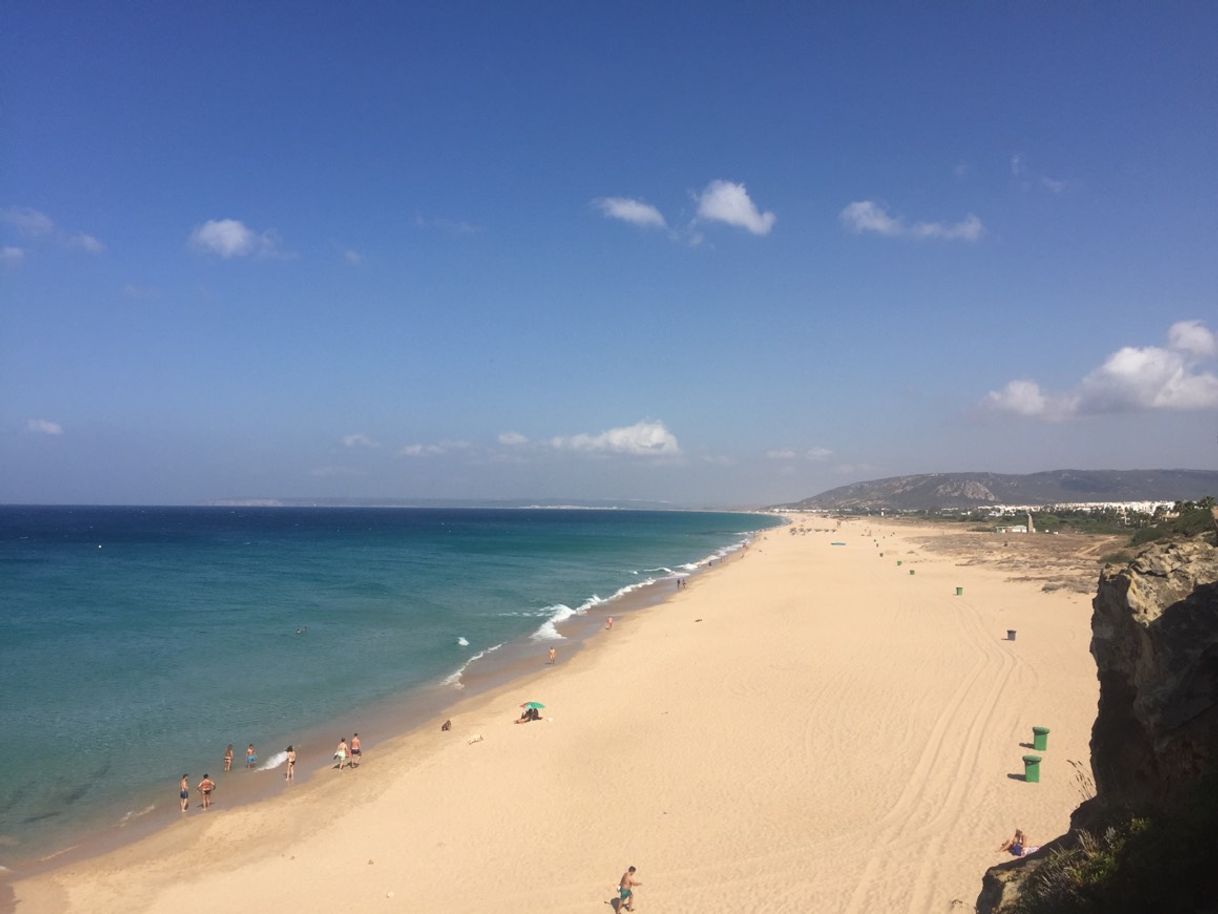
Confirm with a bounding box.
[0,506,777,861]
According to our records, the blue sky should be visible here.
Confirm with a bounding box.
[3,3,1216,506]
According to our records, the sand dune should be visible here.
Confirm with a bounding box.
[10,516,1098,913]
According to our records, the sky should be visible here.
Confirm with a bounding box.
[2,3,1216,507]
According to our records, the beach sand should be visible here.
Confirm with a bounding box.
[9,516,1099,913]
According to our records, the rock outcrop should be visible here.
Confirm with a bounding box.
[977,533,1218,912]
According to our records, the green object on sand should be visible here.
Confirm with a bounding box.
[1022,754,1042,783]
[1032,726,1050,751]
[897,560,902,566]
[831,541,846,546]
[955,586,964,596]
[521,701,545,710]
[909,569,915,575]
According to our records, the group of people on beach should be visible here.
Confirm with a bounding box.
[178,773,215,812]
[333,733,362,769]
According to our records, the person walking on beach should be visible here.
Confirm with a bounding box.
[350,733,362,768]
[179,774,190,812]
[285,745,296,781]
[334,737,348,770]
[618,866,642,912]
[223,744,234,773]
[547,647,557,665]
[605,616,614,630]
[196,773,216,810]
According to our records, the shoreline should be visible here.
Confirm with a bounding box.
[0,521,766,897]
[8,514,1100,913]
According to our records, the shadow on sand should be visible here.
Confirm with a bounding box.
[1006,772,1027,782]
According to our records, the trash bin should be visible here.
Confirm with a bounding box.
[1022,755,1042,783]
[955,586,963,596]
[1033,726,1050,751]
[897,560,902,566]
[1007,629,1017,641]
[909,569,915,575]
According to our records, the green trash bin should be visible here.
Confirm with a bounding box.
[955,586,963,596]
[909,569,915,575]
[1033,726,1050,751]
[897,560,902,566]
[1022,754,1042,783]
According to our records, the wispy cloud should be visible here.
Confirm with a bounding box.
[189,218,281,258]
[343,249,364,265]
[592,197,667,230]
[498,431,529,446]
[1010,153,1026,177]
[766,447,833,460]
[27,418,63,435]
[310,465,366,478]
[695,180,775,236]
[550,420,680,457]
[1,246,24,266]
[984,320,1218,420]
[398,440,472,458]
[1,206,105,253]
[341,433,379,449]
[2,206,55,236]
[840,201,984,242]
[1040,176,1069,194]
[414,214,482,235]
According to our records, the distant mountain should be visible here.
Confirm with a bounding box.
[776,469,1218,512]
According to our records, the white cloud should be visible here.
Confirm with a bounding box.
[701,454,736,466]
[341,434,378,449]
[984,321,1218,420]
[1168,319,1216,358]
[840,201,983,242]
[695,180,775,236]
[27,418,63,435]
[593,197,667,229]
[1040,176,1069,194]
[68,232,106,253]
[343,249,363,265]
[398,440,471,458]
[1,246,24,266]
[550,420,680,457]
[765,448,797,460]
[1010,153,1026,177]
[1,206,55,236]
[189,219,280,258]
[805,447,833,460]
[498,431,529,446]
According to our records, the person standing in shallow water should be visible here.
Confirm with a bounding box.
[547,647,557,665]
[224,744,234,773]
[285,745,296,781]
[179,774,190,812]
[350,733,361,768]
[197,773,216,810]
[245,744,257,769]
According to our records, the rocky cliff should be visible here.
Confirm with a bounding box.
[977,524,1218,912]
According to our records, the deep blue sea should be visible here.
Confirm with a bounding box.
[0,506,777,862]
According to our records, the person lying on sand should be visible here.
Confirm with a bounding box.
[514,707,541,724]
[998,829,1039,857]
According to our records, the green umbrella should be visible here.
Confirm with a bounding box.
[521,701,545,710]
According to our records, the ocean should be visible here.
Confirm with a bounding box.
[0,505,778,864]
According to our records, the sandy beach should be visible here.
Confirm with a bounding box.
[8,515,1100,914]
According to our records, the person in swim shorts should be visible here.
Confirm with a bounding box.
[246,744,257,768]
[350,733,361,767]
[334,737,348,769]
[285,745,296,781]
[197,773,216,810]
[618,866,641,911]
[179,774,190,812]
